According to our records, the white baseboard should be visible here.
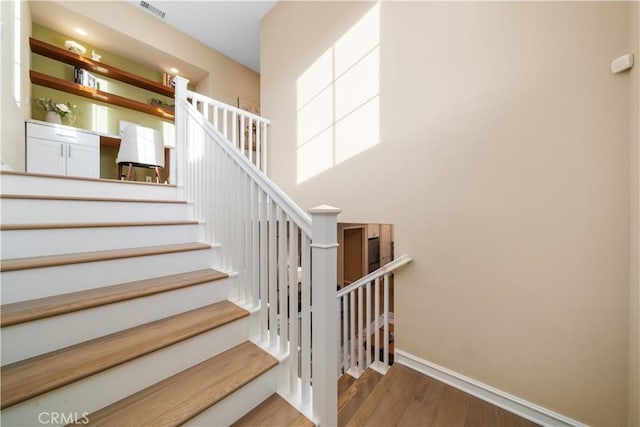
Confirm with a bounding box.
[395,348,585,427]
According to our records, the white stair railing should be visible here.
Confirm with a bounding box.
[186,90,269,173]
[336,254,412,377]
[174,77,338,426]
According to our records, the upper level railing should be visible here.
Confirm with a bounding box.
[174,77,338,425]
[337,254,412,377]
[186,90,270,174]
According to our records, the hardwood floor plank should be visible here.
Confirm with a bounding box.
[464,395,499,427]
[0,242,210,272]
[433,384,470,426]
[338,369,383,425]
[0,301,247,409]
[338,372,357,398]
[79,341,278,426]
[0,269,227,327]
[345,364,403,427]
[232,394,313,427]
[396,371,445,426]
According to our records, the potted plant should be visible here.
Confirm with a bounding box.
[35,97,76,125]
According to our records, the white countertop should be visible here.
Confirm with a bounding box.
[26,119,121,139]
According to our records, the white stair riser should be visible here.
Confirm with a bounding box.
[0,249,218,303]
[0,317,251,427]
[1,280,232,365]
[0,174,179,200]
[1,224,201,259]
[183,366,279,427]
[1,199,189,224]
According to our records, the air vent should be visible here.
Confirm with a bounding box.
[138,1,166,19]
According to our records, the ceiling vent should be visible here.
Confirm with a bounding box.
[138,1,166,19]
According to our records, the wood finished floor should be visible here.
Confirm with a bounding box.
[340,364,540,427]
[232,394,314,427]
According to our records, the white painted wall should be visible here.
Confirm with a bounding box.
[1,0,31,171]
[261,2,637,425]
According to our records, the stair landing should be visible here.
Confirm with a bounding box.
[340,364,540,427]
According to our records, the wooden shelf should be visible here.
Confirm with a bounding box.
[30,38,174,97]
[30,70,175,121]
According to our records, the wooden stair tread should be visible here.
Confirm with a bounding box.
[79,341,278,426]
[0,242,211,272]
[0,194,186,204]
[1,220,198,231]
[338,368,383,426]
[232,393,314,427]
[0,170,178,187]
[0,269,227,327]
[0,300,248,409]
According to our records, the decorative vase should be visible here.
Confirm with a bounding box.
[45,111,62,124]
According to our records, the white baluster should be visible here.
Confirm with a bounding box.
[223,108,229,140]
[358,286,364,371]
[202,101,209,122]
[309,205,340,427]
[240,116,246,157]
[278,209,288,354]
[213,105,219,131]
[300,233,311,404]
[288,223,299,393]
[383,273,390,370]
[251,181,260,307]
[350,292,355,372]
[268,201,277,348]
[262,122,268,175]
[248,118,254,165]
[232,112,238,149]
[342,296,348,373]
[366,280,372,368]
[244,175,252,303]
[374,277,380,364]
[256,119,261,170]
[259,190,268,342]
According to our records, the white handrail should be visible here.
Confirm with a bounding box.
[185,89,270,174]
[337,254,412,298]
[337,254,412,378]
[187,90,270,125]
[178,97,312,237]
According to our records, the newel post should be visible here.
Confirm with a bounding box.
[173,76,189,191]
[309,204,341,426]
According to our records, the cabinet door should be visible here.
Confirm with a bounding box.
[27,138,66,176]
[65,142,99,178]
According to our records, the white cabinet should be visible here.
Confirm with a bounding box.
[26,122,99,178]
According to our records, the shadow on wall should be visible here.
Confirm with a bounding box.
[296,3,380,184]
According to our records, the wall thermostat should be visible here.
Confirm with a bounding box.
[611,53,634,74]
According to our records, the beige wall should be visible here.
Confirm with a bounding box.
[261,2,636,425]
[628,2,639,426]
[1,0,31,171]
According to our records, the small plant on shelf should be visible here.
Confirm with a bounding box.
[35,97,77,124]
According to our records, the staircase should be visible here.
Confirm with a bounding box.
[0,172,310,426]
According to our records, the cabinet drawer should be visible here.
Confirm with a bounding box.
[27,122,99,148]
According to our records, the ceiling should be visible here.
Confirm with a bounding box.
[135,1,277,73]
